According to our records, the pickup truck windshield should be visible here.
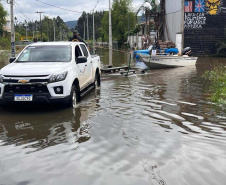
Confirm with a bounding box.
[17,45,71,62]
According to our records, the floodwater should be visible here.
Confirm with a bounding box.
[0,48,226,185]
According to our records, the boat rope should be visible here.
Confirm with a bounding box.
[125,52,132,76]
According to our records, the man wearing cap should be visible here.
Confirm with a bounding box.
[69,30,86,45]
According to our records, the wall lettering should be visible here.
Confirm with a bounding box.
[184,13,207,29]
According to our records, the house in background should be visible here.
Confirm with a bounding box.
[127,20,156,50]
[3,16,11,37]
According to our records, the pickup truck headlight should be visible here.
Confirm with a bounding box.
[49,71,68,83]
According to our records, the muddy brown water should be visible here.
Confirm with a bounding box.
[0,49,226,185]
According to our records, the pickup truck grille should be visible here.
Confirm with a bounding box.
[3,79,49,83]
[2,75,50,83]
[4,85,49,93]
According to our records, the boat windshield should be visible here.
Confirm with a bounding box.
[17,45,72,62]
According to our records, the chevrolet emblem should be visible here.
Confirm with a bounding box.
[18,79,30,83]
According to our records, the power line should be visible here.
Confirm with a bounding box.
[14,2,31,21]
[34,0,83,13]
[22,0,41,20]
[19,0,36,15]
[36,11,44,41]
[15,1,31,20]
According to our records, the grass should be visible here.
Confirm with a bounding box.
[203,65,226,107]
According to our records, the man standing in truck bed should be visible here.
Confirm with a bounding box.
[69,30,87,45]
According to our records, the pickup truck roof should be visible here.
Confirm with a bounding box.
[29,42,85,46]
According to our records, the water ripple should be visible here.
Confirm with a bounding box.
[0,56,226,185]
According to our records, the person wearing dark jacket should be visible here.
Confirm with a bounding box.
[69,30,86,45]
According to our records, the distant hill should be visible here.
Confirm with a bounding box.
[137,14,146,23]
[65,20,77,29]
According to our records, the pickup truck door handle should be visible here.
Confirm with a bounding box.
[90,61,92,63]
[85,64,87,66]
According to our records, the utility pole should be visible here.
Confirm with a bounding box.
[93,11,95,47]
[36,21,38,40]
[48,18,50,41]
[93,0,99,49]
[9,0,15,57]
[109,0,113,65]
[83,21,86,40]
[60,27,62,40]
[32,20,35,39]
[36,11,44,41]
[87,15,89,44]
[53,18,56,41]
[25,20,27,40]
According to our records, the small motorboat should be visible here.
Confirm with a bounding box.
[136,47,198,69]
[134,48,179,59]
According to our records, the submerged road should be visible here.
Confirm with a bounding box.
[0,49,226,185]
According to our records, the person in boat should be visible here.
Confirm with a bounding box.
[69,30,87,45]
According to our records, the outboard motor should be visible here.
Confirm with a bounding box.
[182,47,193,56]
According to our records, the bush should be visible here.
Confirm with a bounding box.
[203,65,226,106]
[0,37,10,50]
[15,32,21,41]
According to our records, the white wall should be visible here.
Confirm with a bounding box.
[128,35,142,49]
[165,0,182,43]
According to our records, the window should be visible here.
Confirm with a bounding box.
[17,45,71,62]
[80,44,89,57]
[75,45,83,62]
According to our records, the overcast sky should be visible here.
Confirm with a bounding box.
[2,0,145,23]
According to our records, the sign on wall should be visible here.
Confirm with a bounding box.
[184,0,225,29]
[206,0,222,14]
[185,1,193,12]
[184,13,206,28]
[195,0,205,12]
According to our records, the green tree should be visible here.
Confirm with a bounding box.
[75,11,105,41]
[0,3,7,36]
[15,16,70,42]
[101,0,136,46]
[136,0,158,37]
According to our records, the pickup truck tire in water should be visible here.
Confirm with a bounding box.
[67,85,79,108]
[94,72,101,89]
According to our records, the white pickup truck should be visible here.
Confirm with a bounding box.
[0,42,101,107]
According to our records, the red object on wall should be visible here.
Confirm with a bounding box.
[185,1,193,12]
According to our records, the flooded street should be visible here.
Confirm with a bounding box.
[0,49,226,185]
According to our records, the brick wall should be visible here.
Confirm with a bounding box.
[184,0,226,55]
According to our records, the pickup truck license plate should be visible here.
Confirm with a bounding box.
[14,95,33,101]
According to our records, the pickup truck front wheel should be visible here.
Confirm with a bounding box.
[67,85,79,108]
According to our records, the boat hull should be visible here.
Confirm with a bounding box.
[141,55,197,69]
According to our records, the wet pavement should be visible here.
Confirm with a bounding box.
[0,49,226,185]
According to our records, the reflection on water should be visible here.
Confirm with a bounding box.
[0,97,97,151]
[0,49,226,185]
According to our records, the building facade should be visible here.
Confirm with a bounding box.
[165,0,183,44]
[184,0,226,55]
[165,0,226,55]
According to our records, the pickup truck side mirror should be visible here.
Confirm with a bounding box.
[77,56,87,64]
[9,57,16,63]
